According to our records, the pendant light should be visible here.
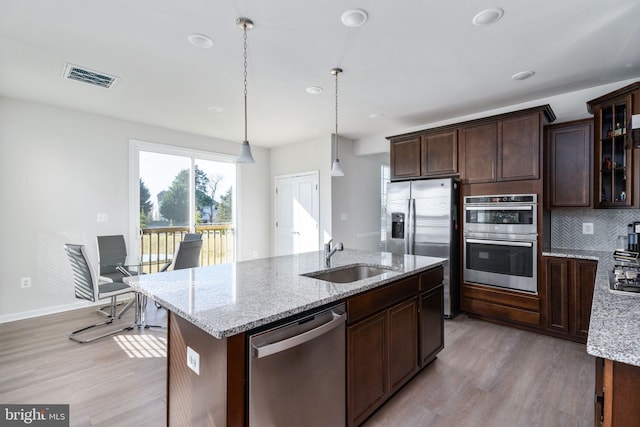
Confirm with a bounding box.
[236,17,255,163]
[330,67,344,177]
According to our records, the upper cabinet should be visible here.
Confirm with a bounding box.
[459,122,497,184]
[459,106,555,185]
[545,119,593,208]
[388,105,554,184]
[587,81,640,208]
[421,130,458,177]
[499,114,541,181]
[389,130,458,180]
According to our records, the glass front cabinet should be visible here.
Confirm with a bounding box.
[588,82,640,208]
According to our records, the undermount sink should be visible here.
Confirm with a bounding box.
[302,263,395,284]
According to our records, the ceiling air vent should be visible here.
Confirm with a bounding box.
[62,63,119,89]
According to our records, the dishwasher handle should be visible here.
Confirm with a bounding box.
[253,310,346,359]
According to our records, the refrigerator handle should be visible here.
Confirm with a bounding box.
[408,198,416,254]
[405,199,411,254]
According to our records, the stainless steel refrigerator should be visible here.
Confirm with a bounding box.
[385,177,460,318]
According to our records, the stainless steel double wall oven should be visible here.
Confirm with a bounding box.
[463,194,538,293]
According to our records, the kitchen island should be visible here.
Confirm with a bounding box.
[543,248,640,426]
[126,249,446,426]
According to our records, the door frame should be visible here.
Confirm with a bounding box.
[274,171,320,256]
[128,139,237,262]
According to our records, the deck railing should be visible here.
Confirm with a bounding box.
[140,224,235,273]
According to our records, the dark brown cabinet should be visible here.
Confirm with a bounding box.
[587,81,640,208]
[387,298,419,392]
[388,105,554,185]
[460,108,552,185]
[390,136,421,179]
[421,130,458,177]
[545,119,593,208]
[347,312,387,426]
[543,256,596,342]
[419,286,444,367]
[500,113,541,181]
[389,131,458,180]
[347,297,418,427]
[595,357,640,427]
[459,122,497,184]
[346,266,444,426]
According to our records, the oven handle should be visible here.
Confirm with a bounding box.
[464,206,533,211]
[466,238,533,247]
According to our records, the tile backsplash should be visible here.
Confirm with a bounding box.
[550,209,640,251]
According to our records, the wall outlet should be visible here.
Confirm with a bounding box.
[97,213,108,222]
[252,250,258,258]
[340,213,348,221]
[582,223,594,235]
[186,346,200,375]
[20,277,31,288]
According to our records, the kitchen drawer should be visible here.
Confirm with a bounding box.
[347,275,419,324]
[419,266,444,292]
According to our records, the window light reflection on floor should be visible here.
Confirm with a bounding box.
[113,334,167,358]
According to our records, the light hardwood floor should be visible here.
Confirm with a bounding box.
[0,306,594,427]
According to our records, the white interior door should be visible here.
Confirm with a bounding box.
[275,172,320,256]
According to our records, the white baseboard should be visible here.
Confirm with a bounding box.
[0,297,133,324]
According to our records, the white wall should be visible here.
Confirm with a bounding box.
[0,97,270,321]
[269,134,389,255]
[269,135,333,255]
[331,138,389,252]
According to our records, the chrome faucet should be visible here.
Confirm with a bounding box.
[324,239,344,267]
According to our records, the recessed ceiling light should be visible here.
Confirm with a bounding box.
[511,71,535,81]
[188,33,214,48]
[306,86,323,95]
[472,7,504,26]
[208,106,224,113]
[341,9,369,27]
[369,113,384,119]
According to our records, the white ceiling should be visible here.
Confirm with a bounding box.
[1,0,639,149]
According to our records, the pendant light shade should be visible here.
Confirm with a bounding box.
[331,158,344,176]
[236,17,255,164]
[330,67,344,177]
[237,140,255,163]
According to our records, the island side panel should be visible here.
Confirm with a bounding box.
[168,312,228,426]
[226,333,247,427]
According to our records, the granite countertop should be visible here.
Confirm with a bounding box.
[125,249,446,339]
[543,248,640,367]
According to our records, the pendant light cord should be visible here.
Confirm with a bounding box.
[243,25,248,143]
[334,69,339,158]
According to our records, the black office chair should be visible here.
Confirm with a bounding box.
[64,244,136,343]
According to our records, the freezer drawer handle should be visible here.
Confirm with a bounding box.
[253,311,346,359]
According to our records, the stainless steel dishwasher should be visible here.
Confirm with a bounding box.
[249,302,346,427]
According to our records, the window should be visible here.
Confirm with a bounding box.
[130,140,236,272]
[380,163,390,249]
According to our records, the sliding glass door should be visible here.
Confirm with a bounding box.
[131,141,236,272]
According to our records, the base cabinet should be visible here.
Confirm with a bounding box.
[346,266,444,426]
[419,285,444,366]
[347,297,418,427]
[543,256,596,343]
[347,312,387,426]
[595,357,640,426]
